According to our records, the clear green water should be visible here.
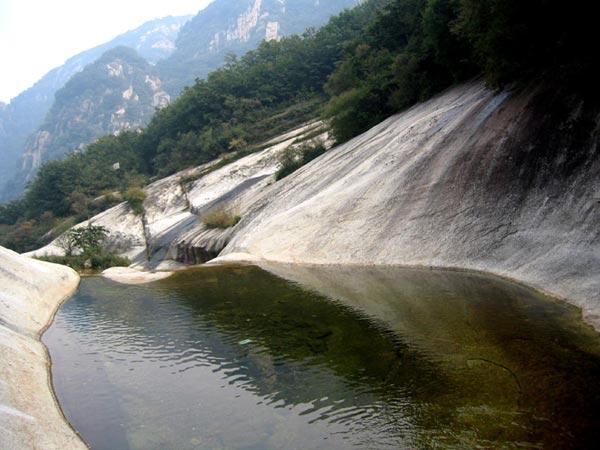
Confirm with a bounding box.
[44,264,600,449]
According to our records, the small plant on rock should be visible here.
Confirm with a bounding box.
[123,187,147,215]
[57,224,108,256]
[46,224,130,272]
[202,208,241,229]
[276,140,327,181]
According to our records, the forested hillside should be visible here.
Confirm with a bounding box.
[1,1,357,203]
[1,0,596,253]
[9,47,170,193]
[0,15,189,200]
[325,0,598,141]
[157,0,360,95]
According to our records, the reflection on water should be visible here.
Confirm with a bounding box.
[43,265,600,449]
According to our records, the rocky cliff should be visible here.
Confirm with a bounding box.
[29,81,600,329]
[0,246,83,449]
[13,47,170,193]
[2,1,358,202]
[158,0,359,94]
[0,15,189,202]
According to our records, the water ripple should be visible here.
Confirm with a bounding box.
[44,267,600,450]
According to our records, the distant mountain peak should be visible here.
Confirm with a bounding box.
[15,46,170,186]
[110,15,193,64]
[1,1,358,202]
[0,14,191,201]
[159,0,358,94]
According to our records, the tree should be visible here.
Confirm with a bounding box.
[57,224,108,256]
[56,232,76,257]
[123,187,147,215]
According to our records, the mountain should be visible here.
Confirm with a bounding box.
[0,0,384,237]
[158,0,360,95]
[1,1,358,202]
[0,15,190,199]
[102,15,194,65]
[6,47,170,196]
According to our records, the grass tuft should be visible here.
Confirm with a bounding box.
[202,209,241,229]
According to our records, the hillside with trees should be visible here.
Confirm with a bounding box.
[325,0,598,141]
[1,47,171,202]
[1,0,596,253]
[1,1,358,204]
[156,0,360,95]
[0,15,189,201]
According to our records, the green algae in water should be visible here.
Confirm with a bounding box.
[44,264,600,449]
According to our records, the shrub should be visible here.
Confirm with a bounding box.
[276,141,327,180]
[42,224,129,271]
[123,187,147,215]
[89,253,131,270]
[1,220,40,252]
[202,208,241,229]
[0,199,26,225]
[57,224,108,256]
[38,253,130,272]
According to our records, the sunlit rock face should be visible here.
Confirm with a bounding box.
[27,121,329,268]
[265,21,280,41]
[0,246,84,449]
[184,0,358,54]
[29,81,600,329]
[220,82,600,328]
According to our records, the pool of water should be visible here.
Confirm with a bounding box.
[44,264,600,449]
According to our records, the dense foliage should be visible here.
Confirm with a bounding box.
[276,140,327,180]
[141,0,388,176]
[324,0,597,141]
[157,0,359,95]
[40,224,130,272]
[456,0,596,88]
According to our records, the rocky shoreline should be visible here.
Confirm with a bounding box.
[0,246,86,449]
[28,82,600,332]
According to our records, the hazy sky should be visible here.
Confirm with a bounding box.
[0,0,213,103]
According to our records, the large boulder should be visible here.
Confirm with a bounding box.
[0,246,85,449]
